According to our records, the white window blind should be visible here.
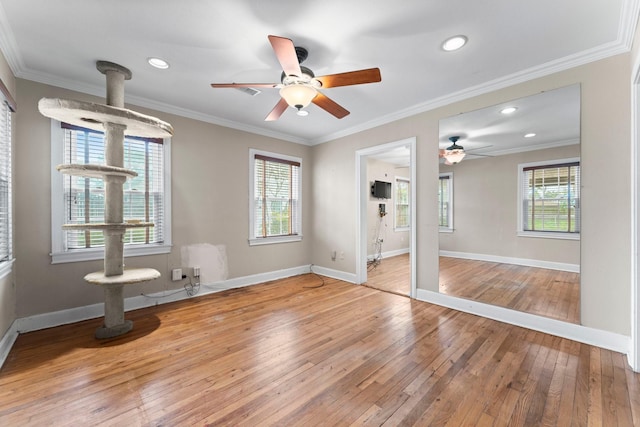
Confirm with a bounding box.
[395,178,410,229]
[521,161,580,233]
[0,99,12,262]
[61,123,165,249]
[438,173,452,230]
[251,152,301,242]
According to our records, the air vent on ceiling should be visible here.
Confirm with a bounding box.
[235,87,261,96]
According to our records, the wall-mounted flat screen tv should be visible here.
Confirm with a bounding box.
[371,180,391,199]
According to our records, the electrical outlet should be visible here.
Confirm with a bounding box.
[172,268,182,281]
[193,266,200,277]
[340,251,345,260]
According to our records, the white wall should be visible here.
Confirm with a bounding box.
[13,79,313,318]
[311,53,632,336]
[439,145,580,266]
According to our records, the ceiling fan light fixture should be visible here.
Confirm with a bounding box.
[296,109,309,117]
[442,35,468,52]
[279,84,317,110]
[443,149,466,164]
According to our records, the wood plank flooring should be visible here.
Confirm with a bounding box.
[366,254,580,324]
[0,274,635,426]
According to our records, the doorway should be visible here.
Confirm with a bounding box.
[356,137,416,298]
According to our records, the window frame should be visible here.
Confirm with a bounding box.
[517,157,580,241]
[0,86,14,280]
[248,148,302,246]
[439,172,453,232]
[394,176,410,231]
[50,120,172,264]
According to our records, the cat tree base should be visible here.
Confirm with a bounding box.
[85,268,161,339]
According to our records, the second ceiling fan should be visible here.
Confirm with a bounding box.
[211,35,382,121]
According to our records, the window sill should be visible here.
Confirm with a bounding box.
[394,226,410,232]
[439,228,454,233]
[249,235,302,246]
[51,244,172,264]
[517,231,580,241]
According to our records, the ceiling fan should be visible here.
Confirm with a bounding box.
[211,35,382,121]
[439,136,466,165]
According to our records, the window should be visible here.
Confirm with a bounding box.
[518,158,580,239]
[249,149,302,245]
[438,173,453,231]
[395,177,410,230]
[0,88,13,278]
[51,121,172,263]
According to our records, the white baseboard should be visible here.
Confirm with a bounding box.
[439,250,580,273]
[14,265,312,335]
[416,289,629,354]
[310,265,357,283]
[0,320,18,369]
[368,247,409,261]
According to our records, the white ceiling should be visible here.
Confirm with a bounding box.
[0,1,636,146]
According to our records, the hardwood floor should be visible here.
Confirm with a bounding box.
[1,274,637,426]
[367,254,580,324]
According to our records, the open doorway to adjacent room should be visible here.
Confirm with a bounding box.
[356,137,416,298]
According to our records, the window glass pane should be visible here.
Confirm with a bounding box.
[0,100,11,261]
[62,125,164,249]
[253,154,300,239]
[522,163,580,233]
[395,179,409,228]
[438,175,451,228]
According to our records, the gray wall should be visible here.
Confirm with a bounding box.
[311,53,632,336]
[14,79,312,318]
[439,145,580,266]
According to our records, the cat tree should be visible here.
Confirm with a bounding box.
[39,61,174,339]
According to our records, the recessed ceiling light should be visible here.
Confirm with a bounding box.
[524,133,536,138]
[442,35,468,52]
[147,57,169,69]
[500,107,517,115]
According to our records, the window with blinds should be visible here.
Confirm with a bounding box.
[520,160,580,234]
[250,150,302,244]
[61,123,165,249]
[0,98,12,263]
[438,173,453,230]
[395,177,410,229]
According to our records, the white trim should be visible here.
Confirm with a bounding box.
[416,289,629,354]
[356,137,417,298]
[440,250,580,273]
[248,149,303,245]
[517,157,581,237]
[50,121,173,264]
[368,247,410,261]
[0,319,18,369]
[310,265,357,284]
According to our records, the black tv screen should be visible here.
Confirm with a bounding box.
[371,180,391,199]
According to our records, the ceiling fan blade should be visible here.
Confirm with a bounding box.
[265,98,289,121]
[316,68,381,88]
[439,149,445,158]
[211,83,278,88]
[268,35,302,77]
[312,92,350,119]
